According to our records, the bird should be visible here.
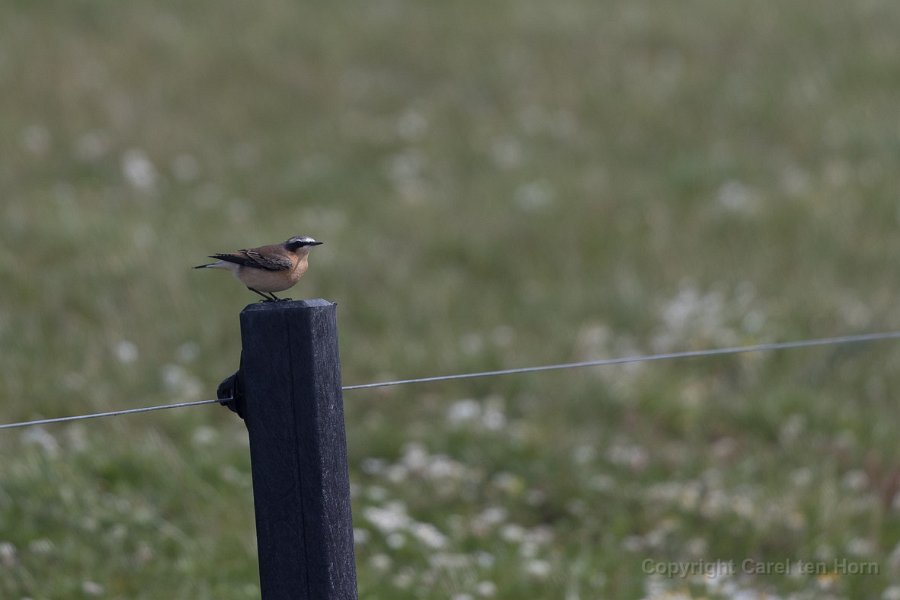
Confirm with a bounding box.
[194,235,323,301]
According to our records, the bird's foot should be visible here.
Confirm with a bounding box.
[248,287,280,302]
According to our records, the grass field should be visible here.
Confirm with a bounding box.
[3,1,900,598]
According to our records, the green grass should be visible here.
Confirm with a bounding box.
[3,0,900,598]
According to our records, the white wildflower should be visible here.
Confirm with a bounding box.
[122,149,158,191]
[410,522,447,549]
[114,340,139,364]
[525,559,552,579]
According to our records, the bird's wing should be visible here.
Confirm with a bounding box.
[209,248,292,271]
[243,248,293,271]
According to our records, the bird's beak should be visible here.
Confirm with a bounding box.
[310,241,324,246]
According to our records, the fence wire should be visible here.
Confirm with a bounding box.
[2,330,900,431]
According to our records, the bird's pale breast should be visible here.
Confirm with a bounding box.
[235,255,308,292]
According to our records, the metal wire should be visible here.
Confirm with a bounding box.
[342,330,900,390]
[2,330,900,431]
[0,398,224,431]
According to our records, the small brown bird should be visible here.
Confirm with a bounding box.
[194,235,323,301]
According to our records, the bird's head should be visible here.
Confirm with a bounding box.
[284,235,323,254]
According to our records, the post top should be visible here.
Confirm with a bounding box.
[242,299,335,314]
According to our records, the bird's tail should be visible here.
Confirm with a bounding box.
[194,262,221,269]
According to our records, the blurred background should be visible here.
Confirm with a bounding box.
[3,0,900,598]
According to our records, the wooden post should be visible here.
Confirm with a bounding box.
[236,299,358,600]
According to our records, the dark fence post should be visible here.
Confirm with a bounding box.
[235,299,358,600]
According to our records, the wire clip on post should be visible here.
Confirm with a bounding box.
[217,364,245,419]
[223,299,358,600]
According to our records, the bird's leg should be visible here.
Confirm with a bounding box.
[248,287,274,302]
[268,291,281,301]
